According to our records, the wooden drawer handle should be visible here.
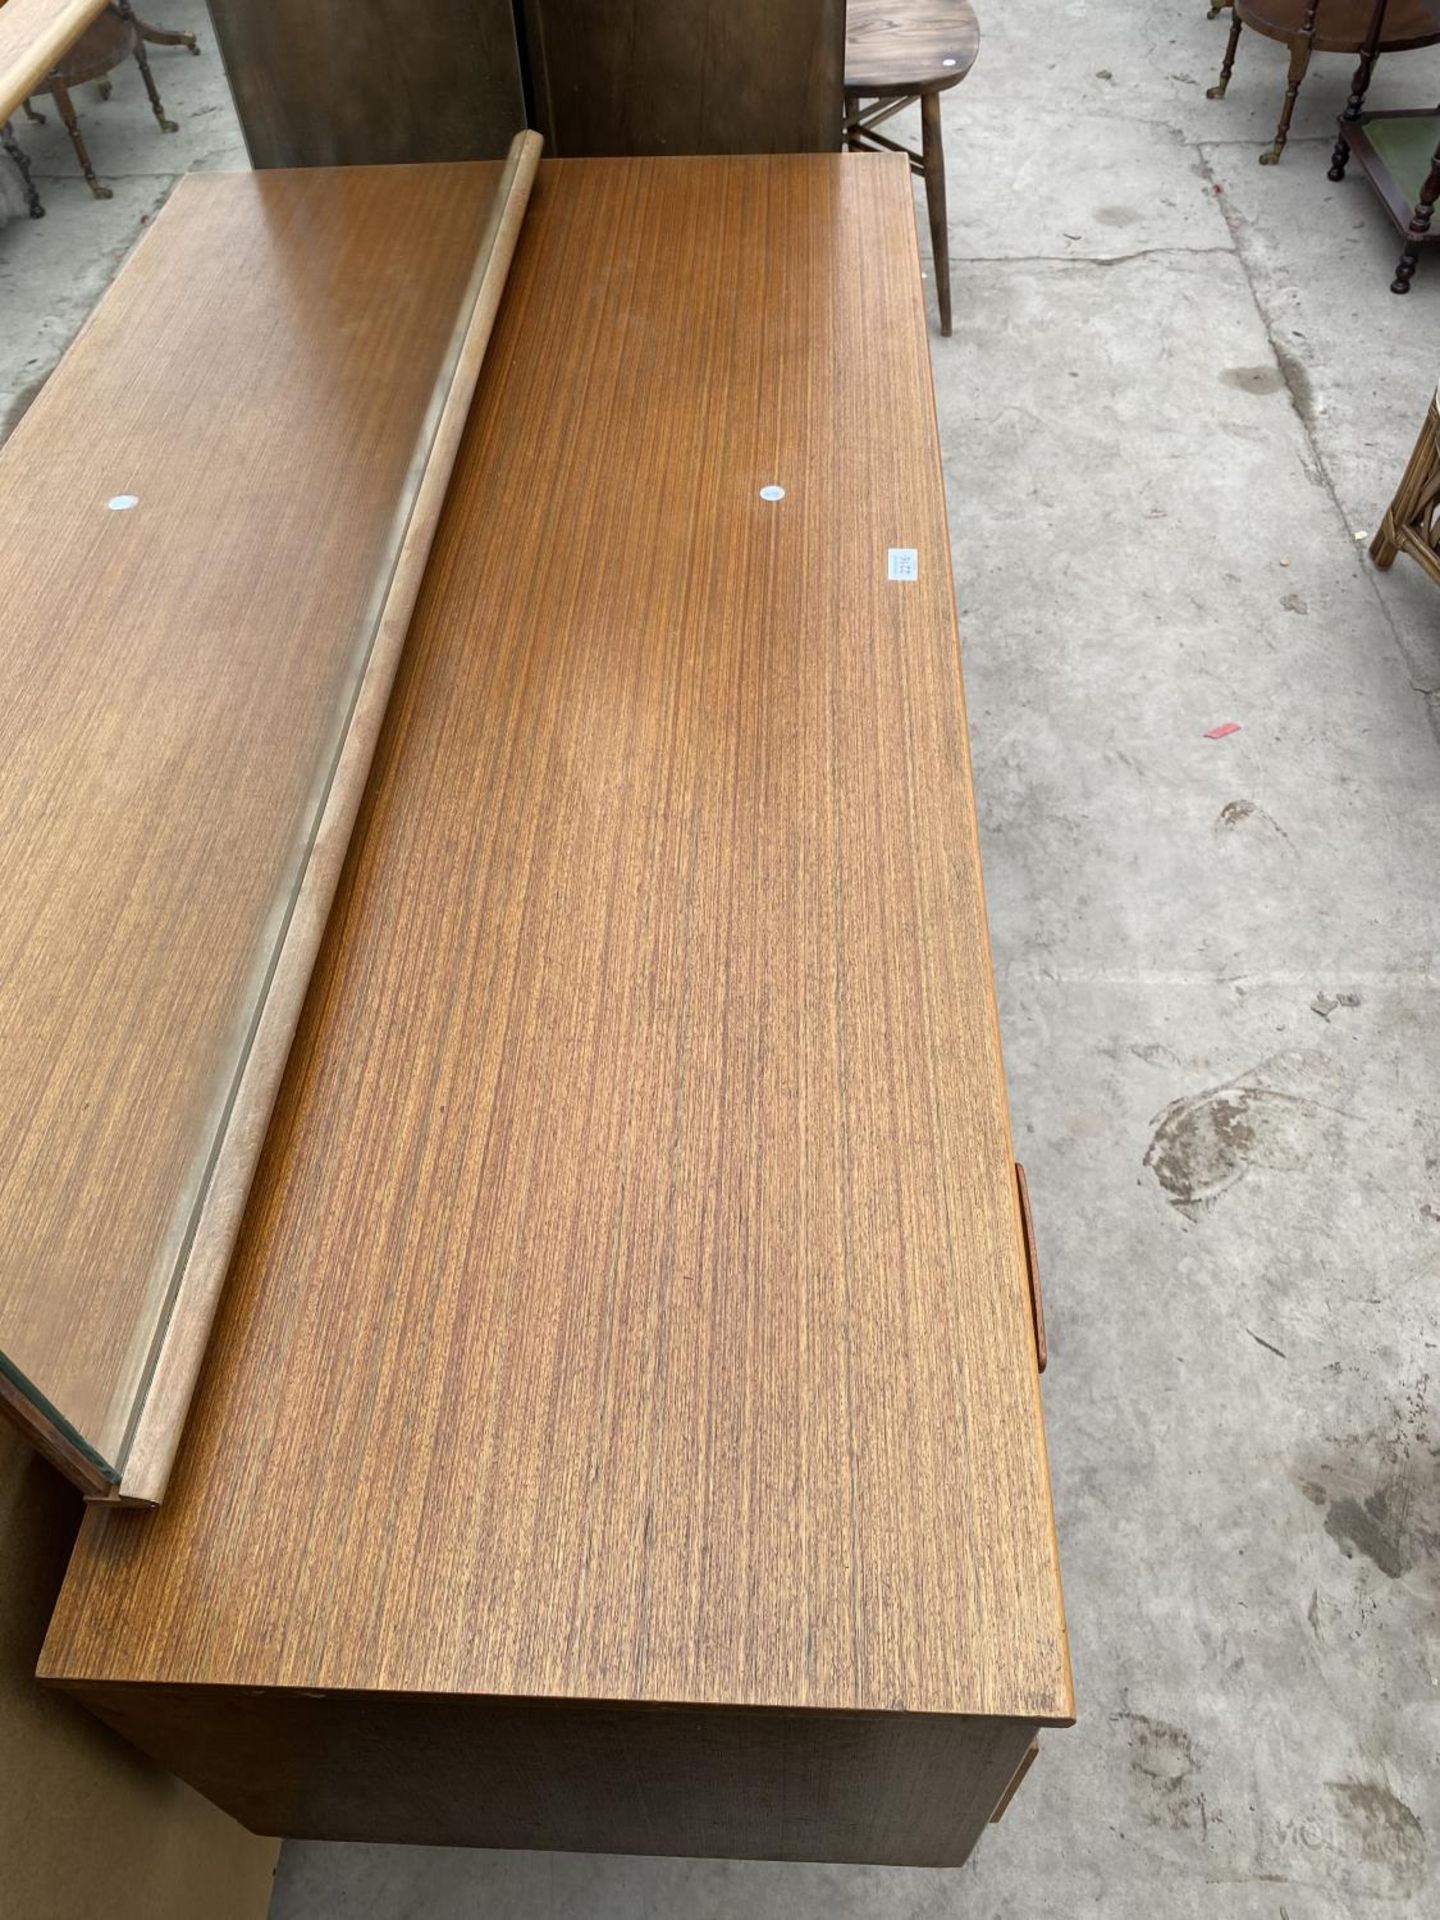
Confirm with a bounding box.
[1016,1163,1047,1373]
[990,1739,1040,1823]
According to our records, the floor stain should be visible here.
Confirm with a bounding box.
[1222,364,1286,396]
[1324,1477,1436,1579]
[1300,1377,1440,1584]
[1113,1711,1205,1831]
[1215,797,1293,848]
[1326,1780,1427,1898]
[1144,1078,1311,1209]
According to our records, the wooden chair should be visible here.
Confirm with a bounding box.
[23,0,184,199]
[1,116,44,218]
[1206,0,1440,167]
[844,0,981,336]
[1372,382,1440,583]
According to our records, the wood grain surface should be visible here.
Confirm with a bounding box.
[58,1682,1041,1863]
[523,0,844,154]
[844,0,982,94]
[0,162,513,1471]
[46,159,1072,1747]
[204,0,526,168]
[0,0,107,126]
[113,135,541,1508]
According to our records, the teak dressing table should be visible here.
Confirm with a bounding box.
[27,150,1072,1866]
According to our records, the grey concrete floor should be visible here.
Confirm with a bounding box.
[6,1,1439,1914]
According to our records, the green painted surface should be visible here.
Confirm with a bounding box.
[1367,113,1440,209]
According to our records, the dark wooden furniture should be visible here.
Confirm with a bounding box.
[1207,0,1440,166]
[0,112,43,213]
[24,2,175,198]
[202,0,525,168]
[1341,109,1440,289]
[40,152,1072,1867]
[1324,0,1440,289]
[843,0,981,336]
[522,0,845,154]
[1373,381,1440,576]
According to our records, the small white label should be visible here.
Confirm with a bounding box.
[107,494,139,511]
[888,547,918,581]
[759,484,785,502]
[942,56,957,66]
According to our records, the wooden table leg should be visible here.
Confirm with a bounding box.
[116,3,179,132]
[1207,13,1243,98]
[920,88,951,337]
[1260,0,1319,164]
[1392,137,1440,291]
[51,82,112,197]
[1,118,45,218]
[1330,0,1390,179]
[132,15,201,54]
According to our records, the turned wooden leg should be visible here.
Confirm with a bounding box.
[52,82,112,197]
[1330,0,1388,179]
[129,39,178,130]
[920,88,951,337]
[1,118,45,218]
[133,15,201,53]
[1260,6,1318,163]
[1392,137,1440,291]
[1207,17,1243,98]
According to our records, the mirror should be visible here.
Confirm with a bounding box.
[0,131,539,1500]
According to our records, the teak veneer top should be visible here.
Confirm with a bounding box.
[0,0,107,123]
[46,155,1073,1727]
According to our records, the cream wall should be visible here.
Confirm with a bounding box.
[0,1424,278,1920]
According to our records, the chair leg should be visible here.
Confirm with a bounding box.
[843,89,862,152]
[1207,16,1243,98]
[1392,137,1440,291]
[920,89,951,336]
[52,83,112,197]
[1260,6,1318,164]
[131,39,178,132]
[133,15,201,53]
[1371,396,1440,568]
[22,97,45,124]
[1,118,45,218]
[1330,0,1388,179]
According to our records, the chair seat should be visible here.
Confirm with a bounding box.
[845,0,981,95]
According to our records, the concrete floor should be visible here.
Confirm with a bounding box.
[5,1,1438,1914]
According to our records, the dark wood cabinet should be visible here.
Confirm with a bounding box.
[204,0,526,168]
[521,0,845,154]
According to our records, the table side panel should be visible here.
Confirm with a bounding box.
[60,1680,1040,1866]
